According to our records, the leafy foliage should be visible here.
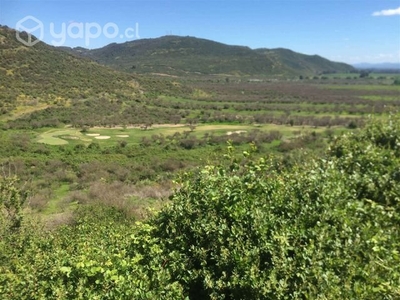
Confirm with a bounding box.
[150,120,400,298]
[0,176,27,230]
[0,117,399,299]
[0,205,185,299]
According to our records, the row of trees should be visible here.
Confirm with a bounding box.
[140,129,284,150]
[4,99,368,130]
[4,98,186,129]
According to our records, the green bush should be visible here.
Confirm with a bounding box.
[0,205,184,299]
[0,176,27,230]
[150,118,400,298]
[0,117,399,299]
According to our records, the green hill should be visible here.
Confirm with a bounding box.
[0,26,190,126]
[255,48,354,75]
[65,35,355,76]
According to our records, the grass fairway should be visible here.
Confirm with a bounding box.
[37,128,92,145]
[36,124,336,146]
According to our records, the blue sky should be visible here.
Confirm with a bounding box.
[1,0,399,64]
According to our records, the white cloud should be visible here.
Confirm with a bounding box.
[372,7,400,16]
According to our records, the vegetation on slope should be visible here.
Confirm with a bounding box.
[0,26,191,121]
[7,78,399,129]
[255,48,354,75]
[0,117,399,299]
[1,26,395,130]
[65,35,355,76]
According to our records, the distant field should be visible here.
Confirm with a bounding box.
[36,124,333,146]
[324,84,400,91]
[359,95,400,101]
[321,73,398,79]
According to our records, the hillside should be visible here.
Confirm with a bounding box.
[255,48,354,75]
[64,35,355,76]
[0,26,190,126]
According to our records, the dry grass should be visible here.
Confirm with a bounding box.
[1,103,50,121]
[44,211,75,230]
[28,194,49,211]
[74,181,173,219]
[130,181,173,199]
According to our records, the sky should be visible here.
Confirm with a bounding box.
[1,0,400,64]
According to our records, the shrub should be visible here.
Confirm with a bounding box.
[0,118,399,299]
[0,176,27,230]
[149,118,400,299]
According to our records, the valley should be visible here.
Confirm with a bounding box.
[0,24,399,299]
[2,73,398,223]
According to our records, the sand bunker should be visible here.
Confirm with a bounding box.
[95,136,111,140]
[226,130,247,136]
[116,135,129,138]
[86,133,100,136]
[61,136,79,140]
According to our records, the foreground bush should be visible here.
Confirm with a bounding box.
[0,117,399,299]
[0,205,184,299]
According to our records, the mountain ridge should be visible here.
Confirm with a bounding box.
[61,35,355,77]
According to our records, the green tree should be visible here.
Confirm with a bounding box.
[359,70,370,78]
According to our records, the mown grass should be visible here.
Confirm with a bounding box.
[35,124,337,146]
[36,128,90,145]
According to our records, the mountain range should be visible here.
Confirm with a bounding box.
[61,35,355,77]
[352,62,400,70]
[0,24,357,120]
